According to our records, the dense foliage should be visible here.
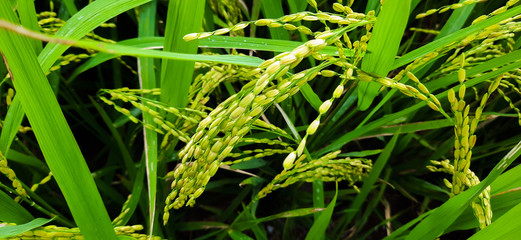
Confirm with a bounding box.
[1,0,521,239]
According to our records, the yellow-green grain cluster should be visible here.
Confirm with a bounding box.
[182,9,376,41]
[367,71,447,117]
[426,53,507,229]
[29,171,53,193]
[259,151,371,199]
[5,224,161,240]
[409,27,440,35]
[0,151,27,198]
[447,56,474,196]
[188,62,260,113]
[5,88,14,106]
[416,0,487,19]
[428,160,492,229]
[224,137,295,165]
[471,0,520,25]
[37,11,115,35]
[47,53,92,73]
[163,35,335,224]
[112,194,132,226]
[209,0,244,36]
[497,87,521,126]
[415,6,521,227]
[282,67,352,171]
[98,88,202,143]
[225,148,294,165]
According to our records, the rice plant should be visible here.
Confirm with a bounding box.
[1,0,521,239]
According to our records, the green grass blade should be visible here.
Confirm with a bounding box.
[230,159,267,170]
[173,221,228,231]
[0,218,53,238]
[389,152,521,238]
[90,98,135,180]
[228,229,254,240]
[405,140,521,240]
[249,0,262,36]
[274,103,299,140]
[7,149,46,169]
[138,0,159,234]
[365,0,380,13]
[0,5,117,240]
[305,183,338,240]
[0,22,263,67]
[8,0,15,9]
[287,0,307,13]
[2,0,152,182]
[424,49,521,92]
[490,162,521,194]
[161,0,205,108]
[357,169,392,235]
[114,159,146,226]
[383,210,432,240]
[16,0,42,53]
[300,82,323,111]
[0,4,36,158]
[338,149,382,157]
[345,131,399,224]
[0,189,33,224]
[61,0,79,16]
[312,180,325,221]
[358,0,411,110]
[0,97,24,156]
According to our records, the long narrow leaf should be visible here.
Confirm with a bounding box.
[161,0,205,108]
[346,130,399,224]
[16,0,41,53]
[0,97,24,156]
[138,0,160,234]
[305,184,338,240]
[0,5,117,240]
[0,21,263,67]
[358,0,410,110]
[2,0,153,174]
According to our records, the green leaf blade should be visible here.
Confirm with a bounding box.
[0,4,117,240]
[0,218,53,238]
[161,0,205,108]
[358,0,411,110]
[305,184,338,240]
